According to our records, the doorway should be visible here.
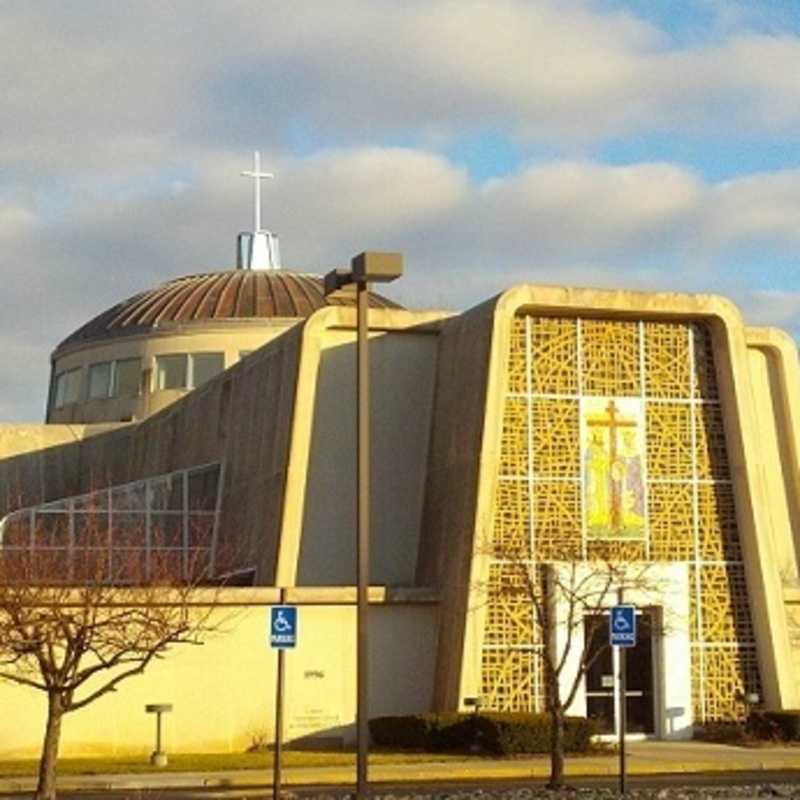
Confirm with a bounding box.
[584,610,656,735]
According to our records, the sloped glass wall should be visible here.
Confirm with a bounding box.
[0,463,223,584]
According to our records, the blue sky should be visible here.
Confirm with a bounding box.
[1,0,800,420]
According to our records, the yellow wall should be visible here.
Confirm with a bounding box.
[786,590,800,708]
[0,598,438,758]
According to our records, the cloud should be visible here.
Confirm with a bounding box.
[0,203,36,241]
[3,0,800,185]
[2,2,800,420]
[738,290,800,333]
[474,161,703,261]
[2,144,799,420]
[702,169,800,250]
[277,148,469,253]
[0,337,48,422]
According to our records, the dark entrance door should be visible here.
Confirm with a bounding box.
[584,611,656,735]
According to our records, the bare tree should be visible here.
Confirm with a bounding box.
[478,545,667,789]
[0,518,231,800]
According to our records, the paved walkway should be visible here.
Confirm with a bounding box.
[0,741,799,793]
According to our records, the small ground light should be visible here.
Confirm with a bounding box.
[145,703,173,767]
[463,696,483,714]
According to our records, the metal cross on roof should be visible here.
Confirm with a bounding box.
[241,150,274,233]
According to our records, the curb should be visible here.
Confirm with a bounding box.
[1,758,800,793]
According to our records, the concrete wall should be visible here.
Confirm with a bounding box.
[746,346,799,580]
[0,593,438,758]
[745,328,800,704]
[273,307,450,590]
[296,329,439,586]
[2,308,450,589]
[415,298,499,710]
[0,327,302,584]
[0,424,122,461]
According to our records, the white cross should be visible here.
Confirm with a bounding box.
[241,150,274,232]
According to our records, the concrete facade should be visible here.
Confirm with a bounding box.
[2,274,800,755]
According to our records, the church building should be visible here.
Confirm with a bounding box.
[1,161,799,756]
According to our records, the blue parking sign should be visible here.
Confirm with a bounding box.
[610,605,636,647]
[270,606,297,649]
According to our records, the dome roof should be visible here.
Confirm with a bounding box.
[55,270,403,354]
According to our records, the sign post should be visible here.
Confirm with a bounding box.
[270,594,297,800]
[610,595,636,796]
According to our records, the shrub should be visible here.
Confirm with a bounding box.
[369,712,598,755]
[694,721,750,745]
[748,710,800,741]
[476,713,597,755]
[369,714,442,749]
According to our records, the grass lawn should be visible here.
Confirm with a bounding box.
[0,749,474,777]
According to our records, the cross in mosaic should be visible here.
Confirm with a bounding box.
[586,400,637,532]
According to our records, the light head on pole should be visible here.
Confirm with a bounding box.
[351,252,403,283]
[323,252,404,296]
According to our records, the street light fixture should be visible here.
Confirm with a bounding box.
[324,251,403,800]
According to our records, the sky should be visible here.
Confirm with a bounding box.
[2,0,800,421]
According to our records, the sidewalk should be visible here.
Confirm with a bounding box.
[0,741,799,794]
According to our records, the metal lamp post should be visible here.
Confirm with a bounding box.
[144,703,173,767]
[324,252,403,800]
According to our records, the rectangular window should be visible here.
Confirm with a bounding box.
[156,355,188,390]
[65,369,82,404]
[154,353,225,391]
[188,464,221,511]
[149,474,183,511]
[85,358,143,401]
[113,357,141,397]
[54,368,82,408]
[88,362,112,399]
[54,374,67,408]
[192,353,225,387]
[33,512,71,548]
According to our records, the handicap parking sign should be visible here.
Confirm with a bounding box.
[609,605,636,648]
[270,606,297,649]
